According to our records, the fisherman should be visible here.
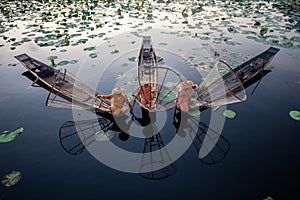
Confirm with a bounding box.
[98,87,133,116]
[175,80,198,113]
[134,83,155,109]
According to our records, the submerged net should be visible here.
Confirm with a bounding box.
[59,118,113,155]
[196,60,246,108]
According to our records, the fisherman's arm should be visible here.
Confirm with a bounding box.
[98,94,113,99]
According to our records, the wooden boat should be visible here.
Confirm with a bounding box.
[232,47,279,84]
[196,47,280,109]
[136,36,158,110]
[15,54,111,114]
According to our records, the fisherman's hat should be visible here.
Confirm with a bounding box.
[112,87,126,94]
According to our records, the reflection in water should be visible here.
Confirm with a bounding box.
[173,108,230,165]
[59,117,113,155]
[139,124,176,180]
[58,109,231,180]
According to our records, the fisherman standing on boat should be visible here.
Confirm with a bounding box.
[175,80,198,113]
[98,87,133,116]
[134,83,156,109]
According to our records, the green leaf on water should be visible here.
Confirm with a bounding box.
[78,39,88,44]
[121,63,128,67]
[260,26,268,35]
[289,110,300,121]
[128,57,136,62]
[223,110,236,119]
[126,93,135,101]
[47,56,57,67]
[0,127,24,143]
[111,50,119,54]
[89,53,97,58]
[1,171,22,187]
[95,130,114,141]
[165,81,175,88]
[159,42,168,46]
[57,60,69,66]
[188,109,201,117]
[83,46,96,51]
[213,105,220,112]
[69,60,79,64]
[264,65,274,70]
[263,196,274,200]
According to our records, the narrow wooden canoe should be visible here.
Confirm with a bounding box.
[15,54,111,113]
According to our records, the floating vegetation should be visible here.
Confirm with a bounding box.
[57,60,69,66]
[60,49,67,53]
[223,110,236,119]
[0,0,298,52]
[121,63,128,67]
[213,105,220,112]
[0,127,24,143]
[95,130,114,141]
[158,91,176,103]
[188,109,201,117]
[89,53,97,58]
[126,93,134,101]
[1,171,22,187]
[289,110,300,121]
[47,56,58,67]
[111,50,120,54]
[83,46,96,51]
[69,60,79,64]
[128,57,136,62]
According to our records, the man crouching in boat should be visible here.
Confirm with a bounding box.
[134,83,156,109]
[98,87,133,116]
[175,80,198,113]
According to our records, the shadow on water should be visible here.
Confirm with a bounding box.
[58,109,231,180]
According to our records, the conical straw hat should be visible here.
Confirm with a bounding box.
[112,87,126,94]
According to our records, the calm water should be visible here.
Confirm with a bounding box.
[1,1,300,199]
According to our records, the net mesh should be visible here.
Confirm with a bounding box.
[196,60,246,108]
[133,67,182,112]
[46,69,111,113]
[59,118,113,155]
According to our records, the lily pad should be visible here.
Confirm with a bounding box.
[121,63,128,67]
[128,57,136,62]
[289,110,300,121]
[188,109,201,117]
[0,127,24,143]
[60,49,67,53]
[111,50,119,54]
[95,130,114,141]
[89,53,97,58]
[1,171,22,187]
[126,93,135,101]
[223,110,236,119]
[69,60,79,64]
[78,39,88,44]
[165,82,175,88]
[158,91,176,102]
[83,46,96,51]
[57,60,69,66]
[47,56,58,67]
[213,105,220,112]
